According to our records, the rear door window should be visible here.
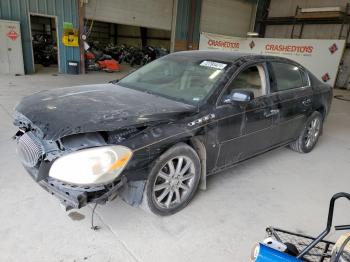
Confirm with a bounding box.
[269,62,306,92]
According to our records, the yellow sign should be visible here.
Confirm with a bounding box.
[62,22,79,47]
[62,32,79,47]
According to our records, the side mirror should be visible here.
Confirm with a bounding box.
[224,89,254,104]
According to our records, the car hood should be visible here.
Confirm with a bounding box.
[15,83,196,140]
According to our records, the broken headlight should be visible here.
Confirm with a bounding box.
[49,145,132,185]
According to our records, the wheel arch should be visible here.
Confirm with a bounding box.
[188,136,207,191]
[315,105,326,120]
[314,105,326,136]
[149,135,207,191]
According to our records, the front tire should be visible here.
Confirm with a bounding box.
[289,111,323,153]
[142,143,201,216]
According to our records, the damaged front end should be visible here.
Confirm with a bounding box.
[12,81,198,214]
[41,177,126,211]
[13,112,145,211]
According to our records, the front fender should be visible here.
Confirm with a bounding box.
[121,121,205,181]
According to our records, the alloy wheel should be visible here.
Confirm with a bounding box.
[304,118,321,148]
[152,156,196,209]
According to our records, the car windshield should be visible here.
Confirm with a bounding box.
[117,54,230,105]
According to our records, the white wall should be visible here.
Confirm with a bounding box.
[85,0,174,30]
[265,25,296,38]
[265,24,349,39]
[268,0,349,17]
[200,0,255,37]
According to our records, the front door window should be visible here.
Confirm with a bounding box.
[220,65,267,104]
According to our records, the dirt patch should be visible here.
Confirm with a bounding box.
[68,211,85,221]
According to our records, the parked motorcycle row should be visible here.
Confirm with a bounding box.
[85,42,169,73]
[32,34,58,67]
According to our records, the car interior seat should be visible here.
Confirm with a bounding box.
[229,65,265,99]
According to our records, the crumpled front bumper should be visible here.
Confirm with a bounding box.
[13,124,129,210]
[23,161,126,211]
[38,176,127,211]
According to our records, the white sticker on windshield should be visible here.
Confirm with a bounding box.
[200,61,227,70]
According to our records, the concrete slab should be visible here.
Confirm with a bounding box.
[0,72,349,262]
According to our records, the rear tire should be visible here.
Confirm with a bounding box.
[289,111,323,153]
[141,143,201,216]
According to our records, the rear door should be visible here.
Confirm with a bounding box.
[267,61,313,145]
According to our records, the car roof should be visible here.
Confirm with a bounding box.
[171,50,299,65]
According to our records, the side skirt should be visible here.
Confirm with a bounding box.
[207,139,295,176]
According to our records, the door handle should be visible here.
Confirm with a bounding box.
[264,109,279,118]
[302,98,312,106]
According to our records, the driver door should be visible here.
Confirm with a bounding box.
[214,63,277,169]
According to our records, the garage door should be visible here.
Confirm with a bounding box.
[200,0,255,37]
[85,0,174,31]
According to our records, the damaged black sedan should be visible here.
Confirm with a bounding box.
[13,51,332,216]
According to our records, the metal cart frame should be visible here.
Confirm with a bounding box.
[266,192,350,262]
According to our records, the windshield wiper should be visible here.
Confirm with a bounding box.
[109,79,119,84]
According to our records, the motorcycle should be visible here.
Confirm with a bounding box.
[85,42,120,72]
[85,42,170,70]
[103,44,168,67]
[140,46,157,66]
[32,34,57,67]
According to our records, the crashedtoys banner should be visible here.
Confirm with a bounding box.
[199,32,345,87]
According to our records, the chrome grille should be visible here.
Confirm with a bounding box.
[17,132,44,167]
